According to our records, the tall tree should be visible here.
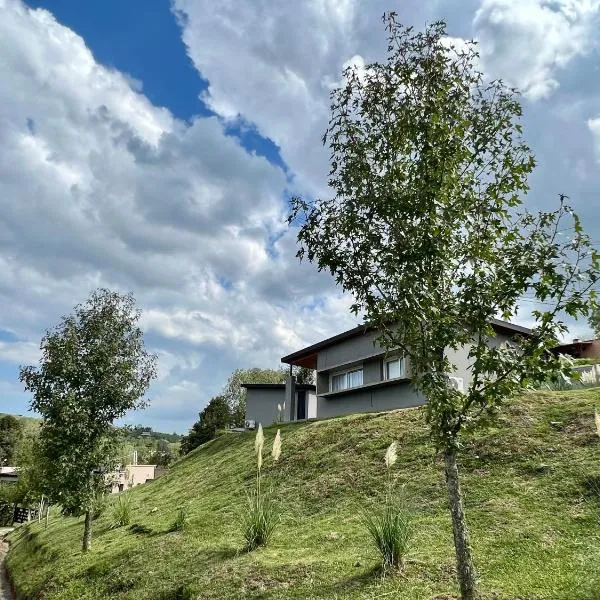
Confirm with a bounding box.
[20,289,157,551]
[290,15,598,599]
[180,395,231,454]
[224,368,287,426]
[0,415,23,465]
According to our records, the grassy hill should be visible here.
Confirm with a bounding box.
[6,390,600,600]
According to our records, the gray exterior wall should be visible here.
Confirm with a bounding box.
[316,329,385,373]
[445,330,515,392]
[312,328,515,420]
[316,381,425,419]
[245,388,285,426]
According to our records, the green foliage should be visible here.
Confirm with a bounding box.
[363,442,413,572]
[19,288,157,549]
[240,490,278,551]
[110,494,133,528]
[0,414,23,465]
[589,300,600,338]
[363,502,413,573]
[180,395,231,454]
[168,506,188,532]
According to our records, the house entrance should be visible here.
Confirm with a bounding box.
[297,390,306,420]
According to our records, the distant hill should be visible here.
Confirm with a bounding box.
[7,389,600,599]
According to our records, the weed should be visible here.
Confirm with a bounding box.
[110,493,133,528]
[168,507,188,533]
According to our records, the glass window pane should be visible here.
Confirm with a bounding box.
[332,373,345,391]
[386,359,402,379]
[348,369,363,387]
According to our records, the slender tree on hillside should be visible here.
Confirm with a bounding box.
[0,414,24,465]
[20,289,157,552]
[290,15,598,599]
[180,395,231,454]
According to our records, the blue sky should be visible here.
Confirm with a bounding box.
[1,0,599,432]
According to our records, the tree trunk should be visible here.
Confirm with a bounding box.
[444,449,478,600]
[82,510,93,552]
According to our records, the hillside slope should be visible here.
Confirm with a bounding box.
[7,390,600,600]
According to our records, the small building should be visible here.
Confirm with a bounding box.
[551,338,600,360]
[108,464,156,494]
[242,383,317,427]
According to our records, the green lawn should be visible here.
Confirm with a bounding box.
[7,390,600,599]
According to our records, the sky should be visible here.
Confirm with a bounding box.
[0,0,599,433]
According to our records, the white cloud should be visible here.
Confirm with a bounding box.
[474,0,600,100]
[0,341,40,365]
[0,0,359,431]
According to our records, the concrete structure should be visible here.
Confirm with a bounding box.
[108,464,156,494]
[244,319,532,427]
[242,383,317,427]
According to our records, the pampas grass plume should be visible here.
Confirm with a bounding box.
[255,423,264,470]
[384,441,398,469]
[272,429,282,462]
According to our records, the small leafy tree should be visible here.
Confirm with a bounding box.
[290,15,598,599]
[0,415,23,465]
[180,395,231,454]
[20,289,157,551]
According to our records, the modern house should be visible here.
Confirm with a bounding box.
[244,319,532,427]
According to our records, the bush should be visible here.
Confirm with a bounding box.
[241,491,278,551]
[169,507,188,532]
[363,441,414,572]
[110,493,133,528]
[363,501,413,571]
[239,426,281,550]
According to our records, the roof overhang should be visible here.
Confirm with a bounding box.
[241,383,316,391]
[281,319,533,369]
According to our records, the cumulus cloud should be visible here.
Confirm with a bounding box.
[0,0,359,431]
[473,0,600,100]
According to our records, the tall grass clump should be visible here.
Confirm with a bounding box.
[241,426,281,551]
[110,493,133,528]
[169,506,189,532]
[363,441,413,573]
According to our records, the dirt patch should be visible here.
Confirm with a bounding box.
[0,529,14,600]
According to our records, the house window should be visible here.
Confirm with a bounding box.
[331,368,363,392]
[384,357,405,380]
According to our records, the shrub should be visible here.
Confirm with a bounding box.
[169,506,188,532]
[240,426,281,550]
[110,493,133,528]
[363,441,413,572]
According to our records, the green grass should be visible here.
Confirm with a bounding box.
[6,389,600,599]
